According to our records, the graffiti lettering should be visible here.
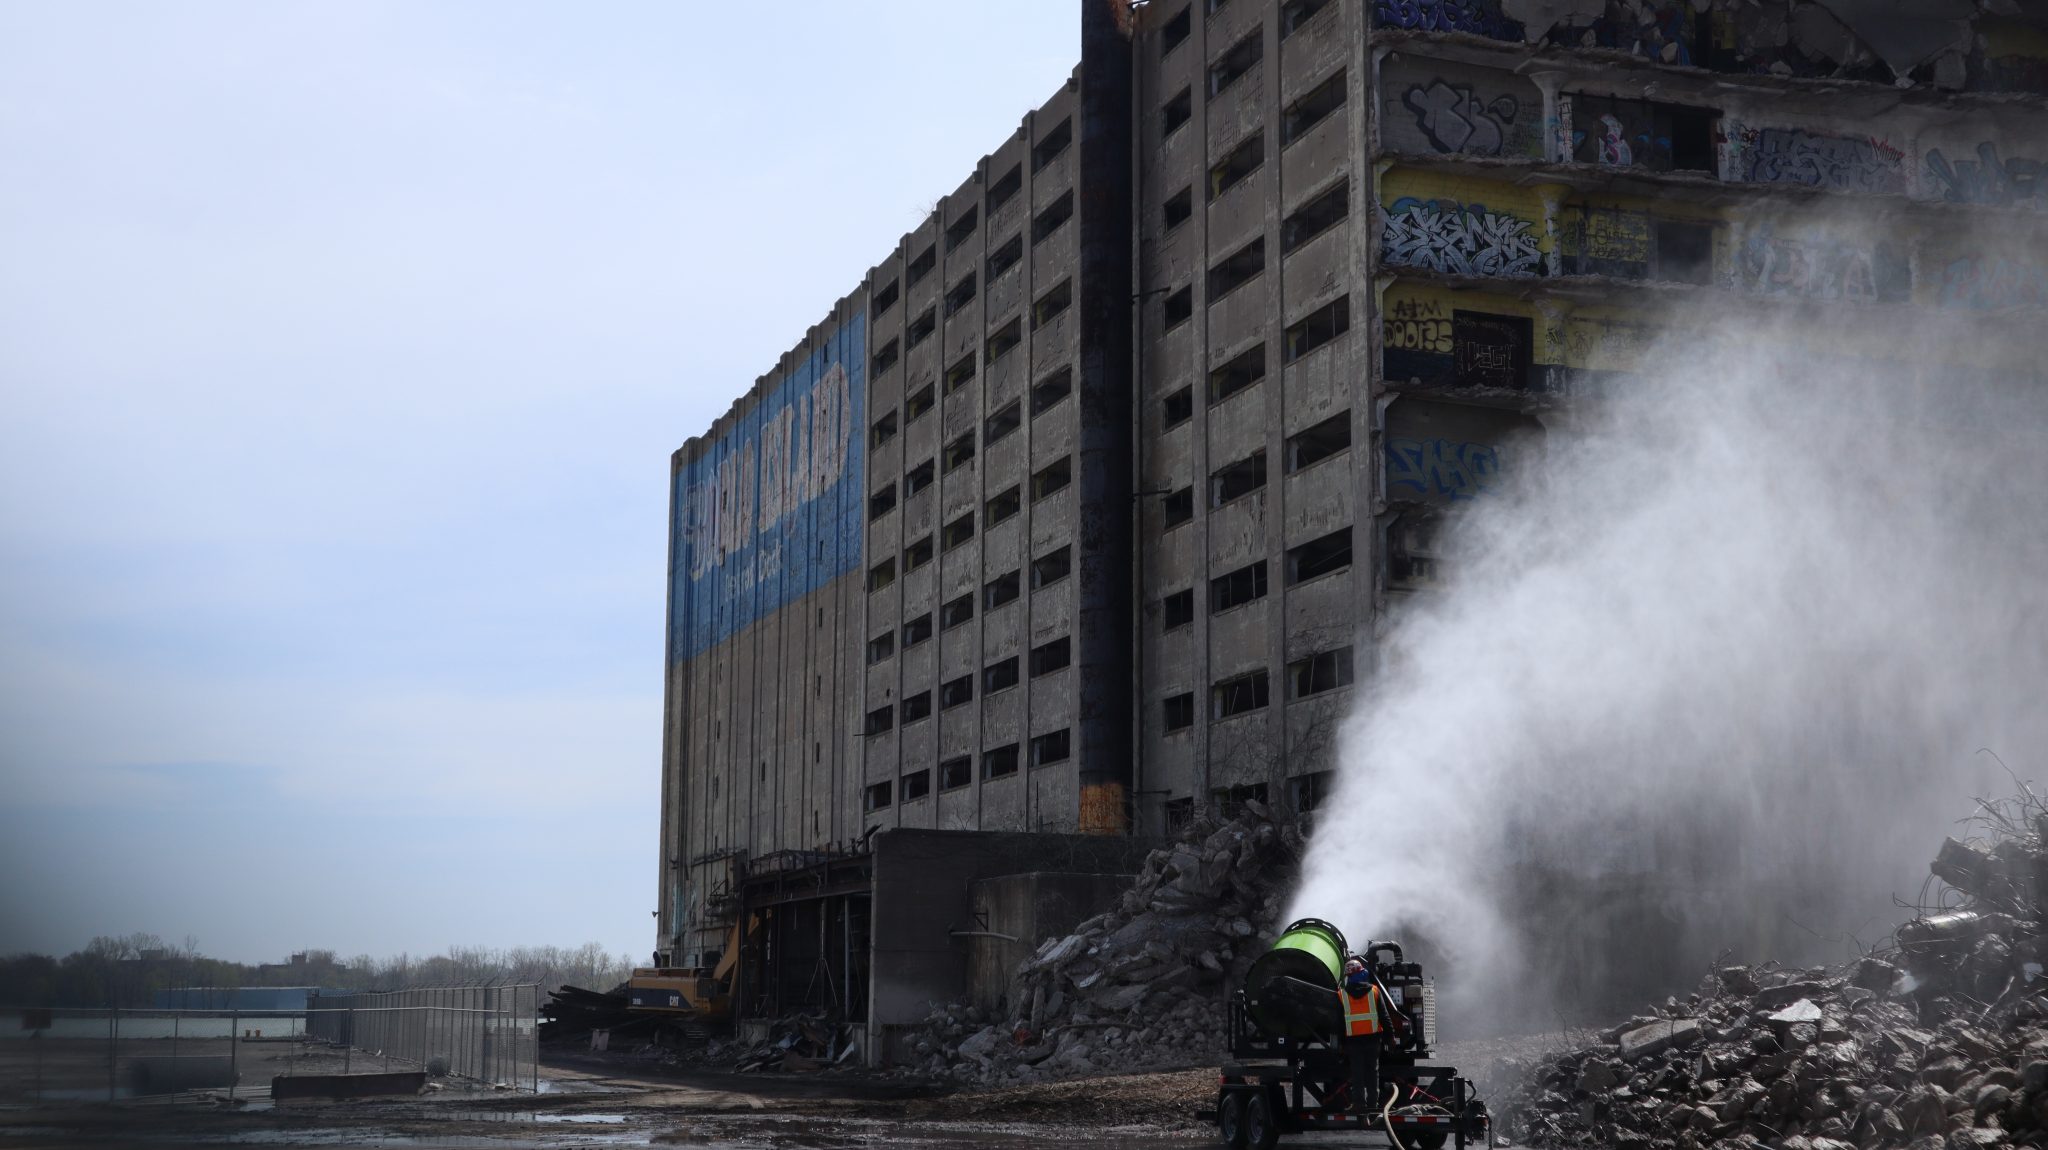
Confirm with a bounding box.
[1924,143,2044,208]
[1402,80,1519,155]
[1939,256,2048,311]
[1584,211,1650,264]
[1384,317,1454,352]
[1381,197,1542,277]
[1387,437,1503,501]
[1737,227,1890,302]
[1740,127,1908,195]
[1372,0,1515,39]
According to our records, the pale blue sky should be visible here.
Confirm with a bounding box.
[0,1,1076,964]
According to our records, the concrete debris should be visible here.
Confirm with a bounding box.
[906,804,1304,1085]
[1505,792,2048,1148]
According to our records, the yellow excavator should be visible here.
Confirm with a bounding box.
[623,919,744,1020]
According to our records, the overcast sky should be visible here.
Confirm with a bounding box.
[0,1,1076,965]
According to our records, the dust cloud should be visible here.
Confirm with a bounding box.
[1289,303,2048,1031]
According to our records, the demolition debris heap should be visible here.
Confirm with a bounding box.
[1506,795,2048,1149]
[913,801,1302,1083]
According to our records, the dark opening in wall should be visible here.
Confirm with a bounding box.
[941,674,974,709]
[902,612,933,647]
[907,244,936,287]
[943,431,976,473]
[945,205,978,253]
[871,278,899,318]
[1453,311,1532,389]
[1280,0,1332,37]
[987,317,1023,361]
[1209,133,1264,200]
[1031,728,1071,767]
[903,691,933,725]
[868,483,897,521]
[986,483,1021,526]
[1211,669,1270,718]
[1282,179,1348,253]
[1286,412,1351,472]
[1162,588,1195,629]
[984,656,1020,693]
[1033,191,1074,243]
[1569,94,1720,173]
[941,511,975,552]
[1287,526,1352,584]
[1289,646,1354,699]
[987,233,1024,281]
[1209,343,1266,404]
[986,164,1022,213]
[1030,636,1072,677]
[940,593,974,631]
[1208,31,1262,100]
[1165,797,1194,831]
[985,400,1021,445]
[1655,219,1714,285]
[903,534,934,571]
[872,338,900,377]
[1032,366,1073,415]
[1162,386,1194,427]
[1031,545,1071,588]
[901,768,931,799]
[870,410,898,448]
[1163,692,1195,732]
[983,743,1020,779]
[1211,449,1267,507]
[940,755,971,790]
[1033,279,1073,329]
[1211,560,1268,611]
[1162,486,1194,527]
[1032,117,1072,171]
[907,307,936,348]
[1162,87,1192,136]
[1160,4,1191,53]
[867,631,895,665]
[1164,186,1193,230]
[945,272,977,317]
[1284,295,1350,362]
[1208,238,1265,300]
[868,557,895,593]
[1163,286,1193,329]
[906,384,936,423]
[944,352,977,395]
[864,704,894,737]
[1032,456,1072,500]
[1281,69,1344,145]
[904,457,935,496]
[865,780,892,810]
[1668,105,1718,172]
[985,569,1021,609]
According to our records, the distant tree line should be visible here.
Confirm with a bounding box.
[0,933,639,1008]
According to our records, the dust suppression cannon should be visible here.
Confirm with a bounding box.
[1203,918,1490,1150]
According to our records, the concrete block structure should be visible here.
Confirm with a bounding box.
[658,0,2048,1061]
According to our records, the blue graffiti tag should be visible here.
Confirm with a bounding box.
[1372,0,1516,40]
[1387,437,1503,501]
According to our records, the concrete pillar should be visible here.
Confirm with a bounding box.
[1531,71,1570,163]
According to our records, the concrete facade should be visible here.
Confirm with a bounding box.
[659,0,2048,1044]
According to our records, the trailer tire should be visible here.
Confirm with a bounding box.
[1218,1090,1249,1149]
[1245,1090,1281,1150]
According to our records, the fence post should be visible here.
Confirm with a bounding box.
[229,1009,238,1101]
[345,1008,352,1074]
[107,1008,117,1103]
[481,986,494,1085]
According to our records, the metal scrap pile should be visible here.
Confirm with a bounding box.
[912,801,1304,1084]
[1505,793,2048,1149]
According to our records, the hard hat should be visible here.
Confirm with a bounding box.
[1344,958,1365,974]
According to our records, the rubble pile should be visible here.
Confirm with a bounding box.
[911,800,1305,1084]
[1506,798,2048,1149]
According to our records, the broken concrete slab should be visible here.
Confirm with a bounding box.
[1619,1018,1702,1061]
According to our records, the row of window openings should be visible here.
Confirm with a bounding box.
[1152,411,1350,531]
[1157,0,1331,60]
[865,547,1071,667]
[863,727,1074,811]
[1153,528,1352,633]
[1153,295,1351,438]
[1161,179,1348,332]
[868,275,1074,381]
[1159,645,1355,731]
[870,185,1075,324]
[865,463,1071,590]
[863,637,1073,736]
[869,360,1073,459]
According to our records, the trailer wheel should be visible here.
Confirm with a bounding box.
[1410,1134,1448,1150]
[1245,1090,1281,1150]
[1218,1090,1249,1149]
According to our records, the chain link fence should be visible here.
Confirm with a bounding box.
[305,984,539,1092]
[0,1007,307,1104]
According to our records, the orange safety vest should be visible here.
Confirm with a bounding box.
[1343,984,1381,1037]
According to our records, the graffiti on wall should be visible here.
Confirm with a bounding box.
[1372,0,1518,38]
[1736,227,1906,303]
[1388,437,1504,502]
[670,316,866,662]
[1738,127,1908,195]
[1384,296,1453,354]
[1939,256,2048,311]
[1402,80,1523,155]
[1924,143,2044,208]
[1382,197,1542,277]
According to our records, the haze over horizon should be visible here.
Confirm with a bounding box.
[0,1,1078,965]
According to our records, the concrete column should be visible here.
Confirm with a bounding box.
[1531,71,1570,163]
[1534,182,1572,279]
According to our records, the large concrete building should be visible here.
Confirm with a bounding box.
[659,0,2048,1059]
